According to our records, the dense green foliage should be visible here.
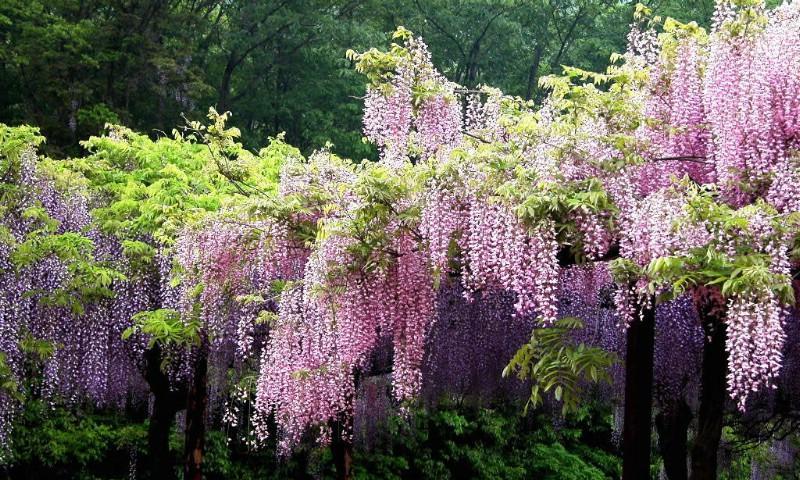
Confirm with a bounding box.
[5,400,796,479]
[352,402,620,480]
[0,0,725,159]
[2,399,622,480]
[7,401,146,480]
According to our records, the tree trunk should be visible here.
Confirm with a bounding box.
[622,297,656,480]
[330,418,353,480]
[525,44,544,101]
[184,342,209,480]
[690,287,728,480]
[656,399,692,480]
[218,56,236,112]
[148,393,176,479]
[144,345,180,479]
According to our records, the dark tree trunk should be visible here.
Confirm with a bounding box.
[148,395,175,478]
[525,44,544,101]
[184,342,209,480]
[622,297,656,480]
[144,345,182,479]
[690,287,728,480]
[656,399,692,480]
[465,46,480,86]
[330,418,353,480]
[218,56,236,112]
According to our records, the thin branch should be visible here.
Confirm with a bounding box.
[462,130,491,144]
[413,0,466,60]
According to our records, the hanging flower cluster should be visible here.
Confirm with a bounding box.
[726,292,786,410]
[252,222,437,450]
[0,135,147,457]
[173,217,307,360]
[359,33,463,166]
[704,2,800,205]
[461,200,560,321]
[638,32,714,192]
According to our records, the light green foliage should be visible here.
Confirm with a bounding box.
[504,174,616,261]
[124,308,201,351]
[69,126,224,245]
[536,63,650,172]
[644,186,798,305]
[346,27,411,89]
[609,257,643,285]
[19,330,55,363]
[1,125,124,315]
[120,239,157,272]
[183,108,290,198]
[62,109,288,249]
[717,0,770,38]
[0,125,44,161]
[0,125,45,216]
[504,317,617,416]
[342,162,423,271]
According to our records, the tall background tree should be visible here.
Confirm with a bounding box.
[0,0,725,159]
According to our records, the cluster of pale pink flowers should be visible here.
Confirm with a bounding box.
[638,36,714,193]
[254,281,355,453]
[253,225,438,450]
[386,235,437,401]
[725,212,792,409]
[619,189,704,269]
[726,292,786,411]
[363,75,413,167]
[173,216,307,361]
[414,94,462,161]
[362,36,463,166]
[461,199,560,322]
[418,183,468,274]
[571,207,613,260]
[626,24,660,66]
[704,2,800,205]
[465,90,502,138]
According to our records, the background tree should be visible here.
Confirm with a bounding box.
[0,0,739,159]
